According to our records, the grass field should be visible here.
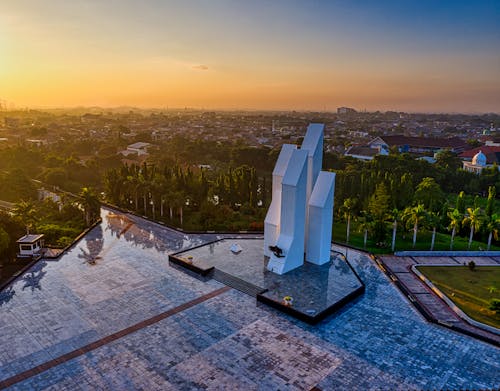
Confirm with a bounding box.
[417,266,500,329]
[332,220,500,254]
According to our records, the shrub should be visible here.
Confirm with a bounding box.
[468,260,476,271]
[489,299,500,314]
[56,236,74,248]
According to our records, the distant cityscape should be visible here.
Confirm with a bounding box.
[1,107,499,166]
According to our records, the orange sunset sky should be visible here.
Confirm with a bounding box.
[1,1,499,112]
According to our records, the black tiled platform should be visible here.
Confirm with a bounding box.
[171,238,364,323]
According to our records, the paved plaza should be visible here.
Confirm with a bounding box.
[0,208,499,390]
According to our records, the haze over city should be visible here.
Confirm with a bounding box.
[1,0,499,113]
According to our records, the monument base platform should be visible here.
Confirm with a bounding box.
[169,238,365,324]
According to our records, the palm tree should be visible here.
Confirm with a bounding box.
[79,187,100,226]
[165,189,175,220]
[138,173,150,214]
[13,200,38,234]
[341,198,357,244]
[357,213,372,249]
[402,204,427,248]
[448,209,462,250]
[426,211,440,251]
[149,176,165,220]
[126,175,140,211]
[390,208,400,252]
[0,226,10,254]
[171,191,185,226]
[154,176,168,218]
[462,207,483,250]
[485,213,500,251]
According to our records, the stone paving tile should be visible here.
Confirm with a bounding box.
[169,319,341,391]
[378,256,414,273]
[0,208,220,381]
[1,211,500,390]
[393,272,430,294]
[316,359,413,391]
[413,293,460,323]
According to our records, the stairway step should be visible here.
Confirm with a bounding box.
[212,269,265,297]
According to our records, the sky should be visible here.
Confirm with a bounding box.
[0,0,499,112]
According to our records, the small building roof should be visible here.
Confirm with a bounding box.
[17,234,44,244]
[127,142,151,149]
[345,146,379,157]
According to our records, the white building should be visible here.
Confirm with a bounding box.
[120,142,152,157]
[463,150,489,174]
[17,234,44,258]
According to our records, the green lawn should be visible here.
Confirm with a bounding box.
[332,220,500,254]
[417,266,500,329]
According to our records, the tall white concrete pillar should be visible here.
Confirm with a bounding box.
[306,171,335,265]
[267,149,308,274]
[264,144,296,258]
[300,124,324,251]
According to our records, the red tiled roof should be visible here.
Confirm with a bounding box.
[459,146,500,164]
[380,135,468,149]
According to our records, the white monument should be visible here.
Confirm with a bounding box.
[265,123,335,274]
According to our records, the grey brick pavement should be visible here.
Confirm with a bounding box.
[0,208,498,390]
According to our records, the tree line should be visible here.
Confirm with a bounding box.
[103,162,268,231]
[339,181,499,251]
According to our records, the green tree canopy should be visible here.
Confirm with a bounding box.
[414,177,444,212]
[0,226,10,255]
[435,149,461,171]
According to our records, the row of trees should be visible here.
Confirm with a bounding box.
[103,162,267,230]
[333,152,500,212]
[340,183,499,251]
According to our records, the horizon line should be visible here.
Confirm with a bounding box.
[1,104,498,116]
